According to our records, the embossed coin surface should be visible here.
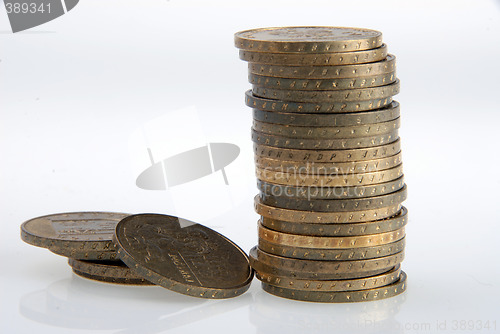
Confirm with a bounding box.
[69,259,154,285]
[235,27,383,53]
[20,212,128,260]
[113,214,253,299]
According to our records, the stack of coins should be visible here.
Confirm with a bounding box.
[235,27,408,302]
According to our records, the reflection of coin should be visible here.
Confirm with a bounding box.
[252,80,399,103]
[262,271,407,302]
[20,212,128,260]
[258,237,406,261]
[260,184,407,211]
[240,44,388,65]
[256,265,401,291]
[254,140,401,163]
[252,101,400,125]
[250,246,404,278]
[258,223,405,249]
[68,259,154,285]
[252,128,399,150]
[260,206,408,236]
[255,196,401,223]
[113,214,253,299]
[249,55,396,79]
[234,27,383,53]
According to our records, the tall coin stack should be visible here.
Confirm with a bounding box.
[235,27,408,302]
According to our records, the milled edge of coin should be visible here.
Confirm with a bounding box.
[68,259,154,285]
[250,71,396,91]
[250,246,404,276]
[258,237,406,261]
[20,212,126,253]
[234,26,383,53]
[251,100,400,125]
[260,184,407,212]
[261,271,407,303]
[258,222,405,249]
[252,79,400,103]
[247,91,394,114]
[251,128,399,150]
[50,247,118,261]
[255,164,404,187]
[252,117,401,139]
[254,140,401,163]
[240,44,388,66]
[248,55,396,79]
[255,196,401,223]
[260,206,408,236]
[255,264,401,291]
[113,215,254,299]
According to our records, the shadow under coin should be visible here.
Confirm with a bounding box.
[250,286,407,334]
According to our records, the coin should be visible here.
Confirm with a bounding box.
[258,176,405,200]
[260,206,408,236]
[252,128,399,150]
[258,222,405,249]
[248,55,396,79]
[234,27,383,53]
[240,44,388,66]
[113,213,253,299]
[250,246,404,278]
[68,259,154,285]
[249,71,396,91]
[260,184,407,211]
[255,264,401,291]
[251,100,400,125]
[256,153,403,175]
[253,117,400,139]
[255,196,401,223]
[258,237,406,261]
[254,139,401,163]
[255,164,404,187]
[252,80,399,103]
[20,212,128,260]
[261,271,407,302]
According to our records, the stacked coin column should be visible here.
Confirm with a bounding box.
[235,27,408,302]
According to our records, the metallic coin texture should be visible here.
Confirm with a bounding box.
[234,27,383,53]
[113,213,253,299]
[68,259,154,285]
[261,271,407,302]
[20,212,128,260]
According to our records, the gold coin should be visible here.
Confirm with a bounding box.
[240,44,388,65]
[260,206,408,236]
[255,264,401,291]
[254,139,401,163]
[248,54,396,79]
[261,271,407,302]
[255,196,401,223]
[252,80,399,103]
[234,27,383,53]
[255,164,404,187]
[258,222,405,249]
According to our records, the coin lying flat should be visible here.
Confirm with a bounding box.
[260,206,408,236]
[261,271,407,303]
[113,214,253,299]
[248,91,392,113]
[68,259,154,285]
[256,264,401,291]
[252,80,399,103]
[234,27,383,53]
[251,101,400,126]
[20,212,128,260]
[248,55,396,79]
[258,237,406,261]
[240,44,388,65]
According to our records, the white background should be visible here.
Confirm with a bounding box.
[1,0,500,333]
